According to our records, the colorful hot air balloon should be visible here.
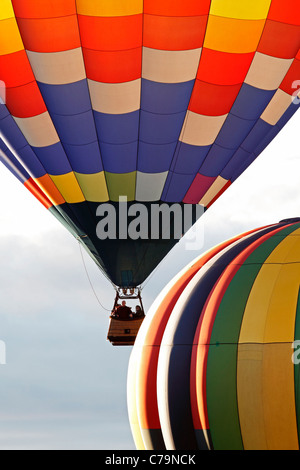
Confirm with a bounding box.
[0,0,299,292]
[127,218,300,450]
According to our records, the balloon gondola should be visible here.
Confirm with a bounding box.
[107,287,145,346]
[0,0,299,345]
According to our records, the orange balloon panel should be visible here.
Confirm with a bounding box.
[197,49,255,85]
[82,48,142,83]
[258,21,300,58]
[268,0,300,24]
[11,0,77,18]
[143,0,211,16]
[143,14,208,50]
[189,81,242,116]
[0,50,35,87]
[15,16,81,53]
[280,57,300,95]
[78,14,143,51]
[5,81,46,118]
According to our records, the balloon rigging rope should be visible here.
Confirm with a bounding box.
[77,241,112,313]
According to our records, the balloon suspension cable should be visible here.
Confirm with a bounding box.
[114,286,144,313]
[77,240,112,312]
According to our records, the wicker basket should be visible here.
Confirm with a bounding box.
[107,317,145,346]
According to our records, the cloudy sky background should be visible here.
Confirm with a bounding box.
[0,108,299,450]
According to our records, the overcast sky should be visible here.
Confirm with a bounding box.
[0,109,299,450]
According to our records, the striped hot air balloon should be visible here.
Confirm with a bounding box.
[127,218,300,450]
[0,0,299,290]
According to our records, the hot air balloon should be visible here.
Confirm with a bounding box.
[127,218,300,450]
[0,0,299,344]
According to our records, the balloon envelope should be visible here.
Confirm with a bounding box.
[0,0,299,286]
[127,218,300,450]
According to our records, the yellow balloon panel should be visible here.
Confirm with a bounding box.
[204,16,265,53]
[0,17,24,55]
[50,172,85,204]
[210,0,272,20]
[237,343,298,450]
[0,0,14,20]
